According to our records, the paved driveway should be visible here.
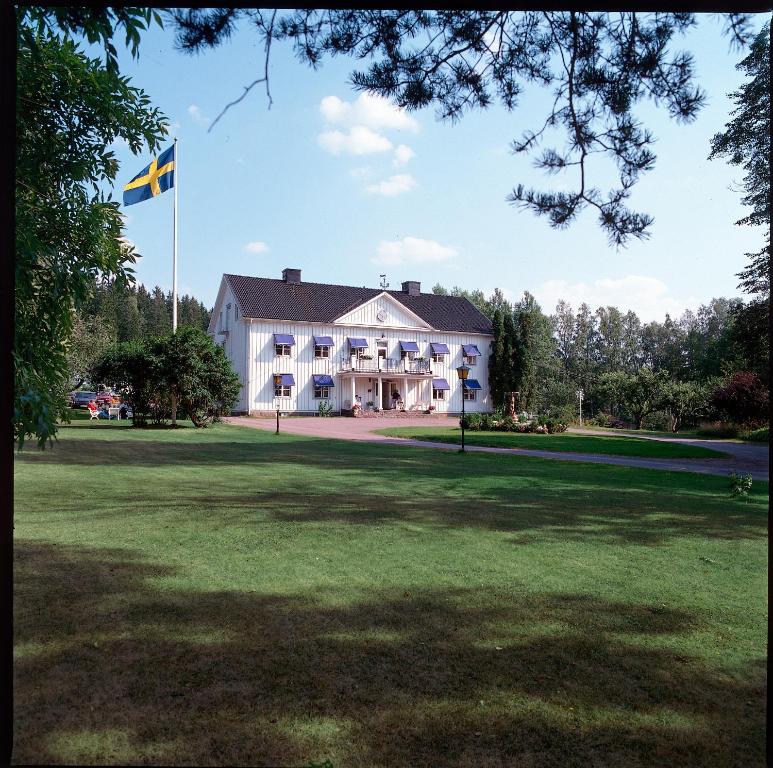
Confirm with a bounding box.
[224,415,769,481]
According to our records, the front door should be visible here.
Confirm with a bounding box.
[381,379,391,409]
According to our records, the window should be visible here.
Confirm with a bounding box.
[315,345,330,358]
[432,352,446,363]
[401,350,416,360]
[464,354,477,366]
[314,386,331,399]
[432,387,445,400]
[275,344,292,357]
[463,388,477,401]
[234,305,239,320]
[275,385,291,397]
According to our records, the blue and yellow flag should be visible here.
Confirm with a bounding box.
[123,144,175,206]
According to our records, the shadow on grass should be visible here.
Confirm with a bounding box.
[13,541,766,767]
[16,435,768,546]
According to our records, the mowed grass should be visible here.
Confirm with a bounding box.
[377,426,729,458]
[13,418,768,767]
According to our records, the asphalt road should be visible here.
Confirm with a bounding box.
[225,415,769,482]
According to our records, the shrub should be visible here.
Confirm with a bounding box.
[740,426,769,442]
[711,372,769,427]
[729,471,753,499]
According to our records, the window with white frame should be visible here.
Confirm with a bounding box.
[234,305,239,320]
[464,354,478,366]
[463,388,477,401]
[275,343,292,357]
[314,385,331,399]
[315,345,330,358]
[274,384,291,397]
[401,349,416,360]
[432,387,445,400]
[432,352,446,363]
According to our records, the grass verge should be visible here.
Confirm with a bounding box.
[13,419,767,766]
[377,426,729,458]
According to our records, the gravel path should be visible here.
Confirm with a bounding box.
[224,415,769,482]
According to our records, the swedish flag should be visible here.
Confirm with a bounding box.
[123,144,175,206]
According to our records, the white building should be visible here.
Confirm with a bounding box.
[209,268,493,415]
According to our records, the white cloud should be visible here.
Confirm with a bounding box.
[244,241,270,254]
[366,173,417,196]
[320,93,419,133]
[393,144,415,167]
[318,126,393,156]
[534,275,701,323]
[372,237,458,266]
[187,104,210,127]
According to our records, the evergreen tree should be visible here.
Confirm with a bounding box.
[488,309,504,409]
[502,311,518,398]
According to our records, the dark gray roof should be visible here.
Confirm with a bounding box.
[224,274,492,334]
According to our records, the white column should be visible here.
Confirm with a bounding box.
[351,377,356,410]
[378,377,382,409]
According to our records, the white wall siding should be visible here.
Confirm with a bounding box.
[335,293,430,329]
[210,281,249,412]
[245,321,492,414]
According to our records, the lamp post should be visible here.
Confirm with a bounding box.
[456,364,470,453]
[273,373,281,435]
[577,388,584,427]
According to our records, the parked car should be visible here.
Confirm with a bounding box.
[95,391,117,407]
[70,391,97,408]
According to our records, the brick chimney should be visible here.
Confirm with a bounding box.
[401,280,420,296]
[282,268,301,284]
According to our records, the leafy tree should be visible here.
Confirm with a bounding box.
[170,9,753,245]
[66,312,115,390]
[659,380,712,433]
[15,9,166,447]
[596,368,668,429]
[710,372,769,427]
[92,328,241,428]
[91,341,162,428]
[159,327,241,427]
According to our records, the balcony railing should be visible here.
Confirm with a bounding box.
[339,357,432,375]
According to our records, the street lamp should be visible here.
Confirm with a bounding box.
[576,388,584,427]
[273,373,282,434]
[456,364,470,453]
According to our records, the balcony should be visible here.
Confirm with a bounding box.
[339,357,432,375]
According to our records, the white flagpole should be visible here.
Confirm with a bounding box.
[172,136,178,333]
[171,137,178,425]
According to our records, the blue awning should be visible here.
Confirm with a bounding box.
[432,378,451,390]
[313,375,335,387]
[348,337,368,349]
[430,342,449,355]
[400,340,420,352]
[274,333,295,345]
[463,378,482,390]
[462,344,480,356]
[314,335,334,346]
[276,373,295,386]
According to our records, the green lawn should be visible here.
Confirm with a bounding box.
[377,426,729,458]
[13,418,767,767]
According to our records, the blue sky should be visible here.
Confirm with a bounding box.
[110,13,767,322]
